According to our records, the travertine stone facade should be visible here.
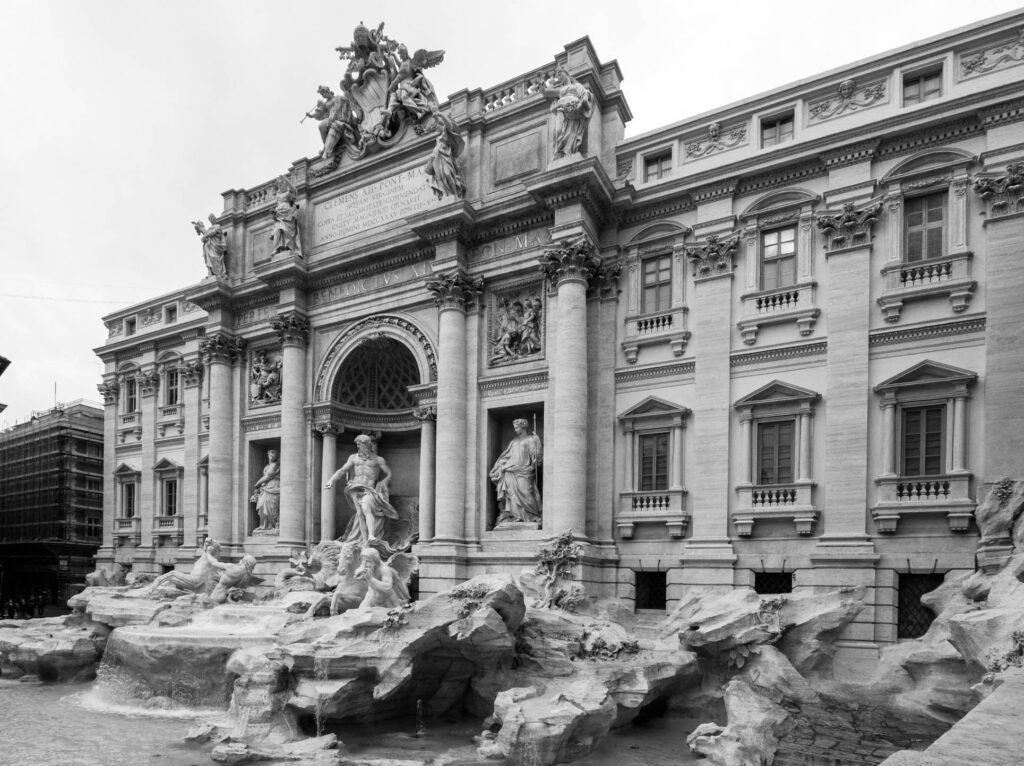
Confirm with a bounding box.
[95,13,1024,674]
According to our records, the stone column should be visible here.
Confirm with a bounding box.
[879,397,897,477]
[96,380,119,560]
[426,271,481,542]
[272,312,310,546]
[951,393,968,474]
[137,369,160,552]
[622,423,634,492]
[738,412,753,486]
[539,238,601,537]
[198,462,209,537]
[414,406,437,542]
[315,423,340,541]
[670,417,685,490]
[798,409,813,483]
[200,333,244,546]
[180,360,204,549]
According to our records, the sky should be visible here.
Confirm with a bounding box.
[1,0,1022,426]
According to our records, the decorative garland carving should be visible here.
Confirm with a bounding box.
[815,201,883,250]
[685,122,747,159]
[808,79,886,122]
[425,270,484,311]
[961,30,1024,78]
[685,233,740,277]
[973,162,1024,218]
[313,314,437,401]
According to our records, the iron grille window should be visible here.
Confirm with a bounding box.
[897,572,945,639]
[643,152,672,182]
[635,571,667,610]
[641,254,672,314]
[638,432,670,491]
[761,226,797,290]
[335,339,419,410]
[905,193,945,262]
[902,406,944,476]
[757,420,795,485]
[903,69,941,105]
[761,114,794,147]
[754,571,793,594]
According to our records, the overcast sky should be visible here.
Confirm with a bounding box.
[1,0,1021,425]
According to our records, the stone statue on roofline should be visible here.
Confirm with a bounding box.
[270,174,302,256]
[305,84,363,161]
[540,68,594,159]
[192,214,228,279]
[424,112,466,200]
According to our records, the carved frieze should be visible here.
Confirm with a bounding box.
[815,201,883,250]
[960,29,1024,79]
[106,321,123,338]
[489,286,544,368]
[425,270,484,311]
[271,312,310,347]
[412,405,436,422]
[685,234,740,278]
[139,308,162,327]
[973,161,1024,218]
[200,333,246,365]
[685,122,748,159]
[250,349,283,407]
[807,78,887,122]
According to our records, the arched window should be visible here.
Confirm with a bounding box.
[333,336,419,410]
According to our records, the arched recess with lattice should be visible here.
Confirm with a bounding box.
[312,314,437,407]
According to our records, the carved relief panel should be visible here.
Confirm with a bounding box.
[487,284,545,368]
[249,348,283,407]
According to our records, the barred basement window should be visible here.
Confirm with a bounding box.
[634,570,667,610]
[754,571,793,594]
[897,572,945,639]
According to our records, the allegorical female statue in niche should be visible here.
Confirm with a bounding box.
[192,214,228,279]
[251,450,281,531]
[489,418,543,526]
[540,68,594,159]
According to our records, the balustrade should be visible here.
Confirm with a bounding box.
[737,282,818,345]
[616,489,688,539]
[482,68,554,113]
[733,482,818,537]
[878,252,975,322]
[872,474,974,533]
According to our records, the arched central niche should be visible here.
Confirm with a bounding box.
[333,335,420,410]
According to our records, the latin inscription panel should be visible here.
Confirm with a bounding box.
[314,167,443,247]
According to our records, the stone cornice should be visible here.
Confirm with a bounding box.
[869,316,986,347]
[820,139,880,170]
[731,341,827,367]
[615,360,695,385]
[977,96,1024,128]
[690,176,739,205]
[525,156,616,224]
[425,269,484,311]
[408,200,478,246]
[478,370,549,398]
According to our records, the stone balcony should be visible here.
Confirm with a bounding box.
[117,412,142,443]
[152,514,184,545]
[114,516,141,546]
[737,282,819,345]
[872,474,975,533]
[732,482,819,537]
[616,489,689,538]
[876,252,976,323]
[157,404,185,437]
[621,308,690,364]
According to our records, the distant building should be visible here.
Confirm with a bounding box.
[0,355,10,414]
[0,401,104,603]
[95,13,1024,674]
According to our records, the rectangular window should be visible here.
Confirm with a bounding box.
[905,193,945,262]
[760,226,797,290]
[757,421,795,485]
[165,305,177,323]
[643,151,672,182]
[163,479,178,516]
[165,370,179,406]
[122,483,136,518]
[761,114,794,147]
[634,571,667,610]
[902,406,944,476]
[903,68,942,106]
[125,317,137,335]
[754,571,794,595]
[638,432,670,491]
[124,379,137,413]
[641,254,672,314]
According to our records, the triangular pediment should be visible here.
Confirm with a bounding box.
[618,396,688,420]
[113,462,140,476]
[875,360,977,393]
[153,457,182,473]
[734,380,820,408]
[197,454,209,468]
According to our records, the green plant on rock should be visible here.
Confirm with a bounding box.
[535,529,583,610]
[983,629,1024,683]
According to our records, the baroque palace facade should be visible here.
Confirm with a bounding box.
[96,13,1024,669]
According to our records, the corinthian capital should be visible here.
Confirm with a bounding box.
[97,380,119,405]
[271,312,310,346]
[685,233,740,278]
[200,333,246,364]
[815,200,882,250]
[538,236,602,289]
[973,161,1024,218]
[425,270,484,311]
